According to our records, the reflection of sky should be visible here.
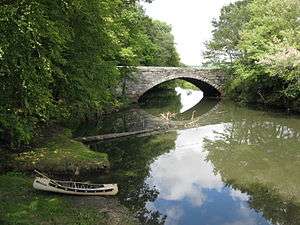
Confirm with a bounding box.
[145,124,272,225]
[175,87,203,113]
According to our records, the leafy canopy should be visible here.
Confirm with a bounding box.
[0,0,180,148]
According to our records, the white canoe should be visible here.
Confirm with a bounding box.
[33,172,118,196]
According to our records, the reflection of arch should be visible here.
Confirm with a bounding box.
[177,97,220,120]
[125,67,225,102]
[138,101,223,130]
[140,77,221,101]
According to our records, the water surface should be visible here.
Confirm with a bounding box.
[81,87,300,225]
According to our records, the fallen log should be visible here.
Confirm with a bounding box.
[74,128,169,143]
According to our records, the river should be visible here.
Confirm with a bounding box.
[75,86,300,225]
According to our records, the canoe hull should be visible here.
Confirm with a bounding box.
[33,177,118,196]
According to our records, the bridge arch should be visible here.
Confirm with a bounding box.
[142,76,221,98]
[125,67,225,102]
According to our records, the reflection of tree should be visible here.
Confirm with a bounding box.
[138,207,166,225]
[73,107,161,137]
[204,107,300,224]
[90,132,177,224]
[140,88,182,116]
[227,181,300,225]
[73,87,184,137]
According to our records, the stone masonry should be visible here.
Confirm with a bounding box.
[125,67,226,102]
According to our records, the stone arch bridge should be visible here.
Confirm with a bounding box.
[125,67,226,102]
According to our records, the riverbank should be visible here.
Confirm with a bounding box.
[2,128,109,176]
[0,172,138,225]
[0,127,139,225]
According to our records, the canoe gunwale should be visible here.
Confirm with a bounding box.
[48,181,115,192]
[50,180,107,189]
[33,177,118,196]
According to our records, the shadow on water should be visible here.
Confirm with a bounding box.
[89,132,178,225]
[139,85,220,121]
[73,87,220,137]
[203,105,300,225]
[86,98,300,225]
[74,84,300,225]
[175,97,219,120]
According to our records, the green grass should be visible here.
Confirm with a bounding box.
[175,80,199,90]
[0,172,138,225]
[9,130,110,175]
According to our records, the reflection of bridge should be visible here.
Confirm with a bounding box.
[125,67,226,102]
[76,102,224,142]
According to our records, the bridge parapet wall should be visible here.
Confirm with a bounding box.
[125,67,226,102]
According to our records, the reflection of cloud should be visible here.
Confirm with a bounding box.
[145,203,184,225]
[165,206,184,225]
[147,125,226,207]
[222,204,260,225]
[149,150,216,206]
[223,219,257,225]
[230,189,249,202]
[175,87,203,113]
[144,124,271,225]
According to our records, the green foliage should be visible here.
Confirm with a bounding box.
[141,20,181,66]
[204,0,251,66]
[115,8,180,67]
[205,0,300,111]
[0,0,180,148]
[158,79,198,90]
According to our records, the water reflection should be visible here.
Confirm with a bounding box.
[139,88,182,116]
[147,126,224,206]
[140,86,219,121]
[203,112,300,224]
[89,131,178,225]
[175,87,203,113]
[144,125,271,225]
[87,98,300,225]
[73,87,219,137]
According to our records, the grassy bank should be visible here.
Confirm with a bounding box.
[3,129,109,176]
[0,172,138,225]
[0,128,140,225]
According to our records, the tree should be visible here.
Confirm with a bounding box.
[204,0,300,111]
[230,0,300,108]
[204,0,251,65]
[142,20,180,66]
[0,0,181,148]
